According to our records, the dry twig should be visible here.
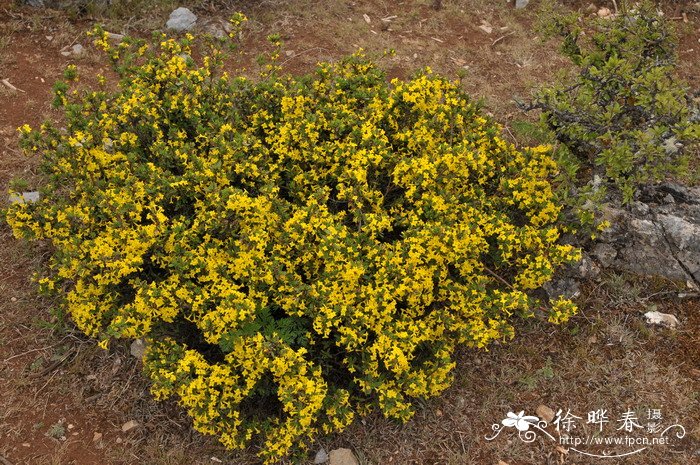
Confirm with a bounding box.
[492,31,515,47]
[1,79,26,93]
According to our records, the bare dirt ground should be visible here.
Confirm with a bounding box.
[1,1,699,464]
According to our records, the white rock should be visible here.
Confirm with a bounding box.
[166,7,198,32]
[60,44,84,57]
[644,311,680,329]
[329,448,359,465]
[515,0,529,9]
[478,21,493,34]
[314,448,329,464]
[597,7,611,17]
[9,191,40,204]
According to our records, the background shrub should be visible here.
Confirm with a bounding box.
[529,1,700,206]
[7,23,579,462]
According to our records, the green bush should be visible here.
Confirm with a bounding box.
[7,21,579,463]
[530,1,700,204]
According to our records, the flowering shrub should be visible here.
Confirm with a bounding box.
[7,21,579,463]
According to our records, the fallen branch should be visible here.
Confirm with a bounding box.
[492,31,515,47]
[3,343,61,363]
[28,349,76,379]
[1,78,26,93]
[483,266,514,289]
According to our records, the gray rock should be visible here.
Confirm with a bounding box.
[314,448,329,464]
[599,206,627,243]
[543,277,580,300]
[130,339,147,359]
[166,7,197,32]
[657,214,700,252]
[659,182,695,204]
[60,44,84,57]
[631,201,649,216]
[9,191,40,204]
[577,254,601,279]
[591,243,617,268]
[515,0,529,8]
[328,448,359,465]
[594,185,700,285]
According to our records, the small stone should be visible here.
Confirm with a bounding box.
[644,310,680,329]
[166,7,198,32]
[60,44,84,57]
[92,432,102,442]
[201,20,229,39]
[515,0,529,9]
[536,404,555,423]
[662,136,681,155]
[329,448,359,465]
[543,277,580,300]
[67,424,75,430]
[597,7,611,17]
[121,420,139,432]
[116,437,122,444]
[663,193,676,204]
[631,201,650,216]
[314,448,329,464]
[130,339,147,359]
[9,191,40,204]
[577,255,601,280]
[10,297,17,302]
[591,242,617,268]
[22,443,30,447]
[210,457,223,463]
[106,32,125,42]
[478,21,493,34]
